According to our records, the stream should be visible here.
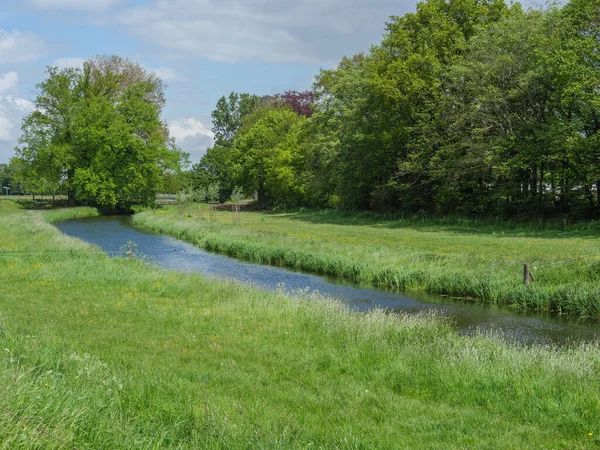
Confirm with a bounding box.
[57,215,600,345]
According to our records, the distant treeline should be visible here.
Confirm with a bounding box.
[190,0,600,219]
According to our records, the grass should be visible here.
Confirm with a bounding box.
[133,206,600,317]
[1,200,600,448]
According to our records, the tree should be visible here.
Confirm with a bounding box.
[211,92,262,146]
[14,66,82,204]
[190,92,262,201]
[263,91,315,117]
[0,164,12,193]
[191,145,236,202]
[13,56,187,211]
[232,107,306,206]
[313,0,509,211]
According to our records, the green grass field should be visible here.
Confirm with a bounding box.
[133,206,600,317]
[1,201,600,448]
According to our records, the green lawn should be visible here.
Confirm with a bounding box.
[0,201,599,448]
[134,206,600,317]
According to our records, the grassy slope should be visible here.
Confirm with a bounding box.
[0,202,599,448]
[134,206,600,317]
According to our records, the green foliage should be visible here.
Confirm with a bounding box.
[175,189,194,205]
[230,186,244,204]
[0,164,12,193]
[231,107,306,207]
[12,56,187,211]
[190,92,263,202]
[193,186,208,203]
[206,182,220,203]
[191,0,600,220]
[211,92,262,146]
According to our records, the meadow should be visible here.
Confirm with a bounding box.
[134,206,600,318]
[0,201,599,448]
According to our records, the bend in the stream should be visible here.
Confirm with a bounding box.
[56,215,600,346]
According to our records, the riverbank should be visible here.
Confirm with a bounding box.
[134,206,600,317]
[1,201,600,448]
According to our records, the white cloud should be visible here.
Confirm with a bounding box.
[117,0,412,64]
[0,72,33,162]
[14,98,33,110]
[0,109,13,141]
[52,57,86,70]
[31,0,122,10]
[169,118,214,162]
[2,96,34,111]
[170,118,214,142]
[0,72,18,95]
[0,29,45,64]
[151,67,183,82]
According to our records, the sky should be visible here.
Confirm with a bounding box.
[0,0,417,165]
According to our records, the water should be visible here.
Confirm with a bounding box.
[57,215,600,345]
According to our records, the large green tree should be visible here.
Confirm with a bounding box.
[13,55,186,210]
[231,107,306,206]
[314,0,509,210]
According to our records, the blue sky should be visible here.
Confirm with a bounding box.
[0,0,416,164]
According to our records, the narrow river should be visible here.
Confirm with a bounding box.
[57,215,600,345]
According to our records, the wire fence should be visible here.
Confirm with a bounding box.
[532,252,600,269]
[344,211,597,227]
[0,195,68,201]
[0,251,117,256]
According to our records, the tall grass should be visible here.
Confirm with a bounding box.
[134,206,600,317]
[0,201,599,448]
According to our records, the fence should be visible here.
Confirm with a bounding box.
[0,195,68,201]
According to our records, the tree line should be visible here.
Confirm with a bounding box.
[189,0,600,219]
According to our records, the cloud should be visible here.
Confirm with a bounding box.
[0,72,34,163]
[0,29,45,64]
[0,72,18,95]
[170,118,214,142]
[169,118,214,162]
[2,96,34,111]
[0,94,33,141]
[0,109,13,142]
[52,57,86,70]
[30,0,122,11]
[151,67,183,82]
[117,0,411,64]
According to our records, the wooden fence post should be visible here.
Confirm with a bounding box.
[523,264,530,286]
